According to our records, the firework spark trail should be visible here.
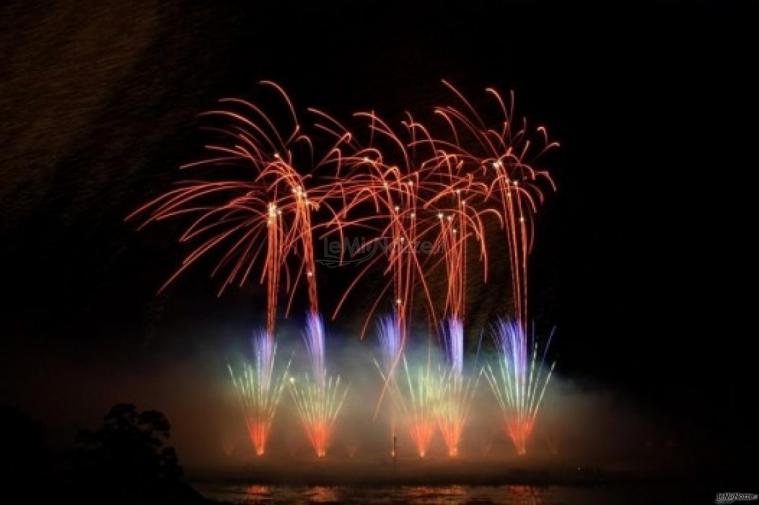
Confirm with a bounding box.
[127,82,342,457]
[313,109,443,346]
[431,82,558,329]
[433,360,481,457]
[376,314,403,377]
[376,355,438,459]
[484,318,555,455]
[428,172,494,456]
[428,83,558,457]
[425,167,493,370]
[301,312,327,387]
[436,290,474,457]
[312,110,457,419]
[288,372,349,458]
[441,317,465,375]
[227,331,291,456]
[126,82,334,336]
[373,314,405,454]
[289,313,349,458]
[127,82,556,339]
[422,163,493,322]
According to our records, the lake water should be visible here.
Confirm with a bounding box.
[194,483,695,504]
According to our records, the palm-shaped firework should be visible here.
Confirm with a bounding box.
[128,82,341,457]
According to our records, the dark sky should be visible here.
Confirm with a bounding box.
[1,0,756,465]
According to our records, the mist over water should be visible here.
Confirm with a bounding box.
[7,319,678,471]
[3,316,690,494]
[0,317,726,505]
[13,320,666,472]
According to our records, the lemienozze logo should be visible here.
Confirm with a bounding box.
[715,492,758,504]
[317,236,435,268]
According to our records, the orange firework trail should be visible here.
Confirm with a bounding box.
[311,108,490,461]
[431,81,558,328]
[422,83,558,456]
[311,94,540,457]
[311,110,450,420]
[421,151,494,325]
[429,83,558,456]
[312,108,446,343]
[127,81,328,334]
[397,94,496,457]
[423,157,492,364]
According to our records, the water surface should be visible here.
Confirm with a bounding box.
[194,483,690,504]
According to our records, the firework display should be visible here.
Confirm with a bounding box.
[376,314,403,379]
[127,82,328,333]
[431,81,558,330]
[130,81,558,459]
[377,356,437,459]
[227,331,290,456]
[373,314,403,453]
[434,318,480,457]
[315,109,439,346]
[401,359,438,459]
[434,364,481,457]
[288,313,349,458]
[484,319,555,455]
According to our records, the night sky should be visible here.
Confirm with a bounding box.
[1,0,756,479]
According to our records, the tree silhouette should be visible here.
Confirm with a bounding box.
[72,403,204,504]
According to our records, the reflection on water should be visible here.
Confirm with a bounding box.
[244,485,271,502]
[193,483,678,505]
[303,486,339,503]
[507,485,541,505]
[401,485,468,504]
